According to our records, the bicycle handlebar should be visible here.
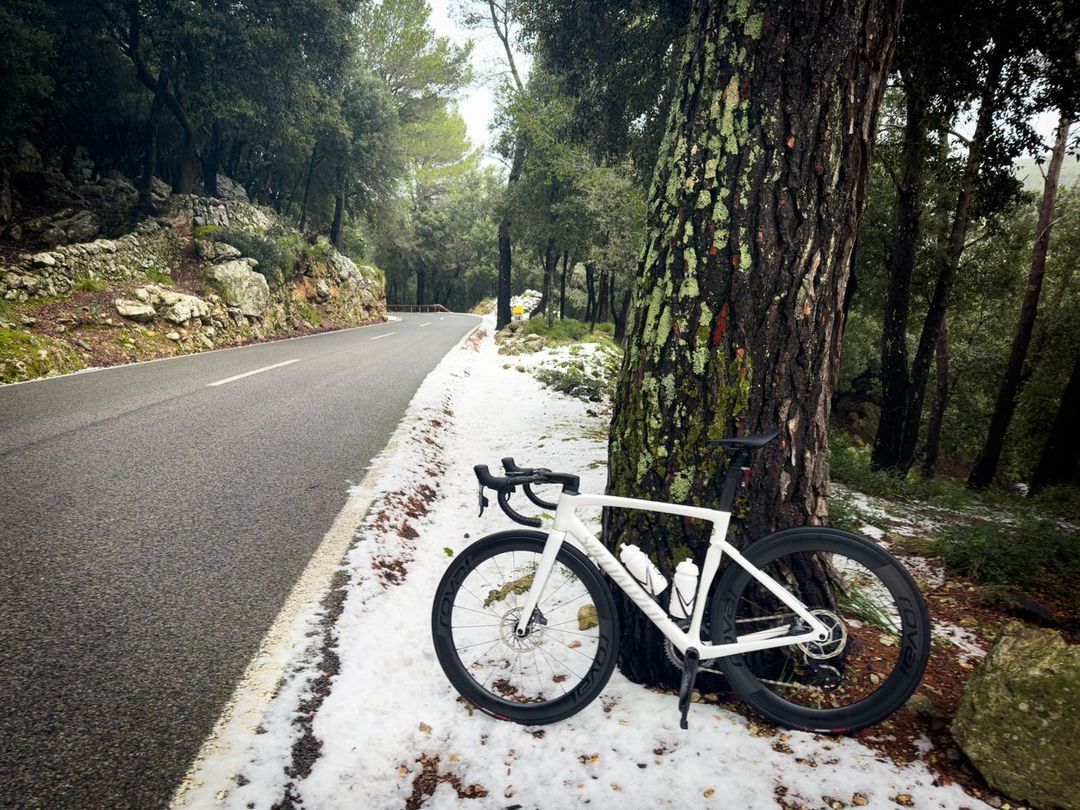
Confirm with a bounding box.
[473,462,580,527]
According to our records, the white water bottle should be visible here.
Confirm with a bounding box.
[668,559,700,619]
[619,544,668,595]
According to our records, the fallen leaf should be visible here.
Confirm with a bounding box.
[704,788,716,798]
[418,722,432,734]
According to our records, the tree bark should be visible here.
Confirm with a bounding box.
[298,145,320,233]
[921,314,950,478]
[614,289,632,343]
[604,0,900,685]
[871,81,929,470]
[596,270,611,325]
[1030,350,1080,493]
[202,120,222,197]
[895,48,1004,473]
[968,116,1073,488]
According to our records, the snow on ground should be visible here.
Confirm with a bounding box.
[182,318,986,809]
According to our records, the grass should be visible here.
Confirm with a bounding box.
[74,277,107,293]
[146,268,173,286]
[0,298,16,323]
[0,326,84,383]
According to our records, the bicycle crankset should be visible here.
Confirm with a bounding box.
[664,622,721,674]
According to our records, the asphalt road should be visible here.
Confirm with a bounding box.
[0,313,479,808]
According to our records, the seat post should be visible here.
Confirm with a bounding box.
[717,448,750,513]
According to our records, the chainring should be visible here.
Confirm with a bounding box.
[664,622,720,672]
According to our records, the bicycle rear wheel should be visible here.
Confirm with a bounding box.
[431,531,619,725]
[712,527,930,733]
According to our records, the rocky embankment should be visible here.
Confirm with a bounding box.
[0,157,385,383]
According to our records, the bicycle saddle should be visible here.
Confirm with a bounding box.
[703,428,780,450]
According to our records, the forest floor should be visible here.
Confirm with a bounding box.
[172,312,1064,810]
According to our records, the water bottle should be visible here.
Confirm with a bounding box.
[668,559,700,619]
[619,544,668,595]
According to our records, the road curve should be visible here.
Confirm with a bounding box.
[0,313,479,808]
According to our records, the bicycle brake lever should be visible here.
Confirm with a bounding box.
[477,483,489,517]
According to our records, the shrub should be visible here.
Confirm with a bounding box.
[212,228,289,284]
[521,317,617,346]
[937,517,1079,595]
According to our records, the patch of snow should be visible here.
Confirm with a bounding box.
[933,622,987,666]
[182,317,987,810]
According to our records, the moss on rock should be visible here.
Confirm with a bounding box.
[0,327,84,383]
[952,621,1080,809]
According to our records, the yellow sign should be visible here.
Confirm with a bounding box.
[512,305,524,316]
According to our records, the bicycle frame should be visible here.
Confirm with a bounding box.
[515,491,830,659]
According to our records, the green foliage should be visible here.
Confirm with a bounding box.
[534,362,611,402]
[0,299,19,323]
[521,317,613,344]
[145,268,173,286]
[936,517,1080,595]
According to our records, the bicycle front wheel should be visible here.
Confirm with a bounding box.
[431,530,619,725]
[712,527,930,733]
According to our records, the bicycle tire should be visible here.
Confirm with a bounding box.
[431,530,619,725]
[711,526,930,733]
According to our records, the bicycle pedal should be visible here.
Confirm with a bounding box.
[677,647,701,730]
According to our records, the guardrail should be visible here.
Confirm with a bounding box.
[386,304,451,313]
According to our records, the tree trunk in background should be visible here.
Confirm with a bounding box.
[921,315,950,478]
[559,252,569,319]
[585,263,596,323]
[330,173,346,251]
[545,239,558,325]
[298,146,320,232]
[895,49,1003,473]
[596,270,611,326]
[605,0,900,685]
[1030,350,1080,492]
[416,262,426,306]
[138,83,166,212]
[614,289,632,343]
[968,116,1073,488]
[496,140,526,329]
[202,120,222,197]
[871,82,929,470]
[174,129,198,194]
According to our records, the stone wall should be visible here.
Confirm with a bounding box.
[1,221,180,301]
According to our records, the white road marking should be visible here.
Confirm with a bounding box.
[418,322,431,327]
[369,332,396,340]
[205,359,299,387]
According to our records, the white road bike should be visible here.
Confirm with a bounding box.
[431,431,931,732]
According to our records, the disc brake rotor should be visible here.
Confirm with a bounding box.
[795,609,847,660]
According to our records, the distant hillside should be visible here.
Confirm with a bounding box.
[1013,154,1080,193]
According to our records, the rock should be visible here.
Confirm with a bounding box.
[132,287,150,303]
[195,239,242,263]
[151,177,172,205]
[214,174,249,202]
[20,315,37,327]
[208,259,269,317]
[166,331,181,341]
[114,298,157,322]
[315,278,331,302]
[160,291,209,324]
[952,622,1080,809]
[31,252,56,268]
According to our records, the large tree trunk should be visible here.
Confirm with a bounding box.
[614,289,632,343]
[604,0,900,685]
[968,116,1073,488]
[921,314,950,478]
[298,145,320,233]
[871,81,929,470]
[174,129,199,194]
[895,49,1003,473]
[1030,350,1080,493]
[596,269,611,325]
[202,120,222,197]
[497,140,526,329]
